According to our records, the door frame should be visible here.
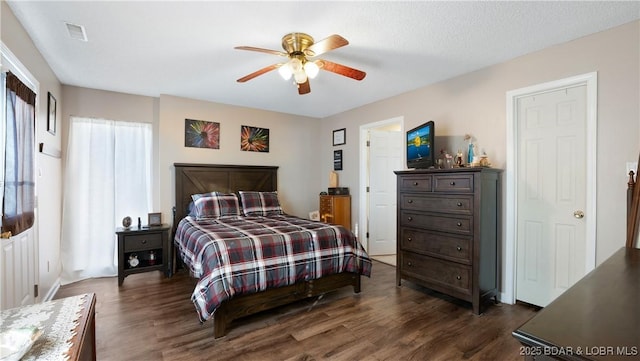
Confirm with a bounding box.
[359,116,404,252]
[503,72,597,304]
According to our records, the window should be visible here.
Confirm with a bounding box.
[60,116,152,283]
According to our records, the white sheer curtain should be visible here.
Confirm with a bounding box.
[61,116,152,284]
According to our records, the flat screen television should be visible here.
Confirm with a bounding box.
[406,120,434,169]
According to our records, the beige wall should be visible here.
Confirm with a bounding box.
[158,95,321,224]
[321,21,640,268]
[1,1,63,301]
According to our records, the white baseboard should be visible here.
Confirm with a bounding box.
[498,291,513,305]
[43,278,61,302]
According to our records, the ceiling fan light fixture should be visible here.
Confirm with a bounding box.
[236,32,365,94]
[293,70,307,84]
[304,61,319,79]
[278,64,292,80]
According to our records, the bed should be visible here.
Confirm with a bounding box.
[172,163,372,338]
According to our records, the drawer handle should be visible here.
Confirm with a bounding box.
[456,202,463,207]
[407,216,413,222]
[456,222,462,227]
[456,246,462,252]
[413,182,419,186]
[450,181,456,186]
[142,239,147,244]
[408,199,413,204]
[456,275,462,280]
[407,262,413,267]
[407,237,412,242]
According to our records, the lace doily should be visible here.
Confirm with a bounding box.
[0,294,89,361]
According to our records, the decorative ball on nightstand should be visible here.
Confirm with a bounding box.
[122,216,132,228]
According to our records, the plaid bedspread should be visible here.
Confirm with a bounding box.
[174,214,372,322]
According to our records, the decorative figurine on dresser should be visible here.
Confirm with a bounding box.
[394,167,501,314]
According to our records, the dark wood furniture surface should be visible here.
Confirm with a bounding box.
[628,154,639,248]
[394,167,502,314]
[116,225,171,286]
[319,194,351,230]
[173,163,362,338]
[68,293,97,361]
[513,247,640,361]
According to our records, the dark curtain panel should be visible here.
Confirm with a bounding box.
[2,71,36,236]
[6,71,36,106]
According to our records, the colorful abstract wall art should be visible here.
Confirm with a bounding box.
[240,125,269,152]
[185,119,220,149]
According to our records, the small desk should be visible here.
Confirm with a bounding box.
[1,293,96,361]
[513,247,640,360]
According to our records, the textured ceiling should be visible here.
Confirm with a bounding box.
[6,1,640,118]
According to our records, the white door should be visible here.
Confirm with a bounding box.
[516,85,587,307]
[368,130,403,255]
[0,47,38,310]
[1,231,36,309]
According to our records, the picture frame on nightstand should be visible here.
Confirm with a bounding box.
[148,212,162,226]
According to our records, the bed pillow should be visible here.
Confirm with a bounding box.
[239,191,283,216]
[190,192,240,219]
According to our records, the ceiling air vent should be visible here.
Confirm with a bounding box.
[65,22,87,42]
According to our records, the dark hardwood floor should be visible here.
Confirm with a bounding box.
[55,260,536,360]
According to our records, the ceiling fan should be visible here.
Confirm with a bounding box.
[235,33,366,95]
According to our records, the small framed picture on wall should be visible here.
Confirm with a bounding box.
[333,128,346,146]
[333,150,343,171]
[47,92,56,135]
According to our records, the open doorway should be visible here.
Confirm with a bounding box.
[359,117,403,266]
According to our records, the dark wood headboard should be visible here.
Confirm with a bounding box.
[173,163,278,225]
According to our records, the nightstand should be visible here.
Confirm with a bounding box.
[116,224,171,286]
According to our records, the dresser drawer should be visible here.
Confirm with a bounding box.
[400,228,472,263]
[433,174,473,193]
[398,175,432,192]
[400,194,473,215]
[400,211,472,235]
[400,251,471,294]
[319,196,333,212]
[123,233,163,252]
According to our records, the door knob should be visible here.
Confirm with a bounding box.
[573,210,585,219]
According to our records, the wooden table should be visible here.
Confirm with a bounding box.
[512,247,640,360]
[0,293,96,361]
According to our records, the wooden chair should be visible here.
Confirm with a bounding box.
[627,153,640,248]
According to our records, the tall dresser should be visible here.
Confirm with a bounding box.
[319,194,351,230]
[394,167,501,314]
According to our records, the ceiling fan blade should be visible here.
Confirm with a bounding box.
[304,34,349,57]
[236,64,280,83]
[235,46,288,57]
[298,79,310,95]
[317,60,366,81]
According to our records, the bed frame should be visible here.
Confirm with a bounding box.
[173,163,362,338]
